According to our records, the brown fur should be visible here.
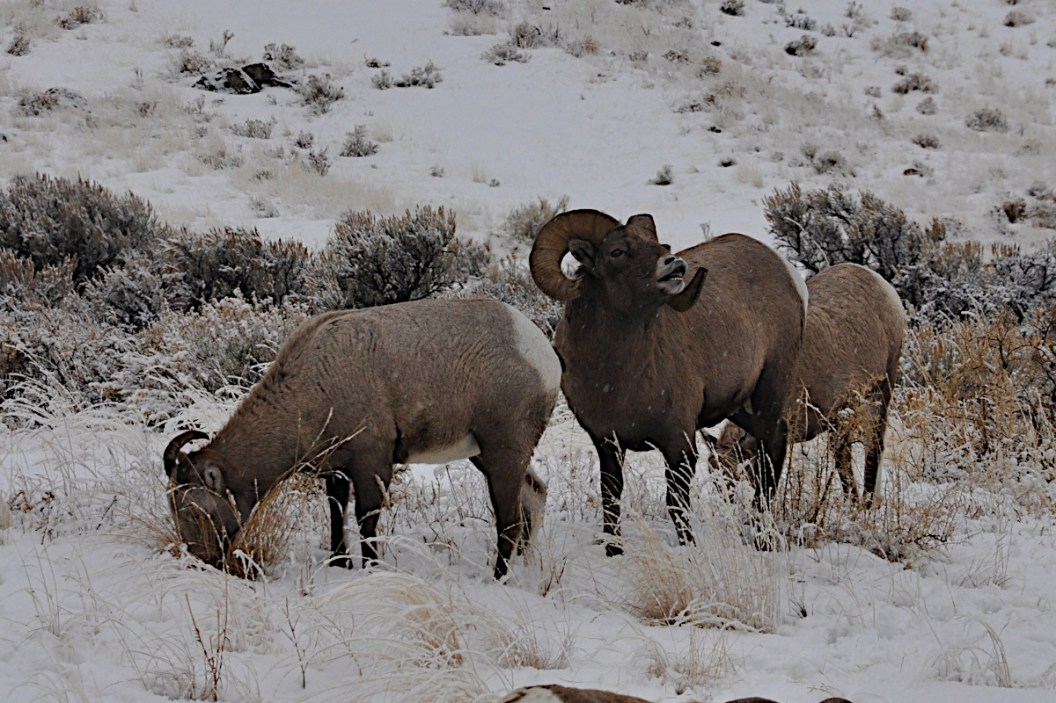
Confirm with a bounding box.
[533,210,806,553]
[502,685,653,703]
[712,263,906,503]
[165,299,559,580]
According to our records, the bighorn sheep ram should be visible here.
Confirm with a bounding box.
[164,298,560,580]
[711,263,906,504]
[530,210,807,552]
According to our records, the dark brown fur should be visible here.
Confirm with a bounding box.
[534,211,806,552]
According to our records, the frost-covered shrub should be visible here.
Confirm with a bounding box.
[230,118,274,139]
[395,62,443,88]
[340,125,379,157]
[0,297,136,409]
[262,42,303,70]
[892,73,935,94]
[455,257,562,335]
[7,31,29,56]
[161,228,311,311]
[499,195,570,242]
[785,13,816,31]
[120,296,312,419]
[444,0,504,15]
[966,108,1008,133]
[175,48,214,75]
[372,70,394,89]
[57,5,103,30]
[0,251,76,308]
[82,253,169,329]
[0,174,170,287]
[303,148,331,176]
[299,73,344,114]
[912,134,941,149]
[1003,11,1034,28]
[318,207,489,309]
[16,90,59,115]
[916,96,937,115]
[651,164,674,186]
[764,183,1056,322]
[482,42,530,65]
[871,31,928,57]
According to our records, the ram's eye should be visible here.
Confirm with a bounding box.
[610,249,624,259]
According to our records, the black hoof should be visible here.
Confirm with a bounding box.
[329,552,354,569]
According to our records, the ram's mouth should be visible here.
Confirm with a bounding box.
[658,260,687,283]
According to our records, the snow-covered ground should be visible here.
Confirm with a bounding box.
[2,1,1055,702]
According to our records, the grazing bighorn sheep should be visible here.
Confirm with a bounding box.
[530,210,807,553]
[711,263,906,504]
[164,298,560,580]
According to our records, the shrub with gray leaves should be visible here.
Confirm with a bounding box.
[0,174,171,287]
[765,183,1056,323]
[318,207,489,309]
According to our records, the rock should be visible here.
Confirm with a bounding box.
[195,63,292,94]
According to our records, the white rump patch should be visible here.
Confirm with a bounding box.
[406,433,481,464]
[509,306,562,395]
[500,689,563,703]
[778,252,809,317]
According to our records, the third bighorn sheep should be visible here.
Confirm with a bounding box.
[530,210,807,553]
[164,298,560,580]
[711,263,906,503]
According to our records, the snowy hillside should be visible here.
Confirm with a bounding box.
[2,1,1056,702]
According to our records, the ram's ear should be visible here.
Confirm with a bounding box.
[667,267,707,312]
[567,239,597,276]
[202,464,226,493]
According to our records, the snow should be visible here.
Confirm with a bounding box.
[2,1,1056,702]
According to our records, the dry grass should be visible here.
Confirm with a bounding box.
[619,514,780,632]
[225,473,326,579]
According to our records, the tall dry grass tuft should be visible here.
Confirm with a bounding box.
[225,472,326,579]
[620,515,779,632]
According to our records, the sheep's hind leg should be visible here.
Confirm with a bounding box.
[470,449,530,580]
[324,471,353,568]
[659,437,699,547]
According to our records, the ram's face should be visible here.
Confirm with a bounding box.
[569,225,688,312]
[167,453,242,567]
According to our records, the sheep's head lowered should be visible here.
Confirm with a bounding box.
[164,429,246,567]
[530,209,707,315]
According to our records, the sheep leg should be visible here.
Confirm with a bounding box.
[752,417,788,513]
[350,468,389,569]
[591,433,626,557]
[660,439,698,546]
[829,429,857,501]
[863,379,892,505]
[471,453,528,580]
[324,472,353,568]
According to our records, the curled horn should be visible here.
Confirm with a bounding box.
[163,430,209,479]
[625,213,657,240]
[530,209,620,301]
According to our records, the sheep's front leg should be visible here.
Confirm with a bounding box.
[591,433,626,557]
